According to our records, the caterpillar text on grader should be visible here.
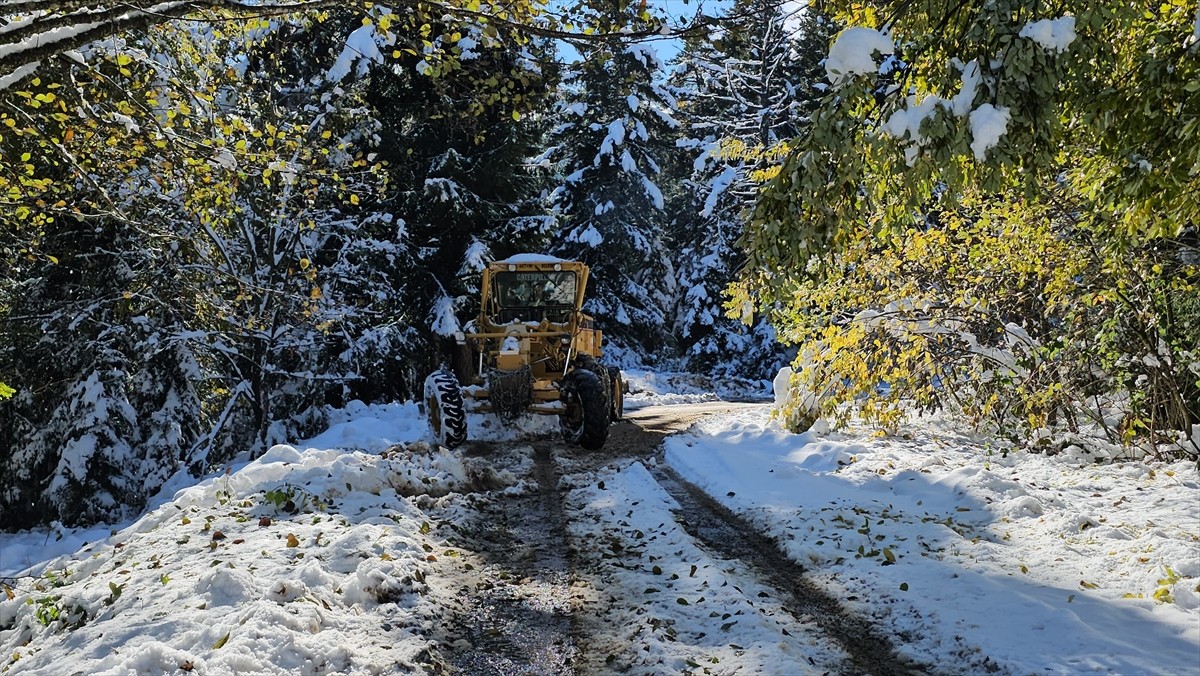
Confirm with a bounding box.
[422,254,624,450]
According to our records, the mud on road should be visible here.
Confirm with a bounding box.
[425,404,928,675]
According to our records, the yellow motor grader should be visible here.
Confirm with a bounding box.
[423,254,624,450]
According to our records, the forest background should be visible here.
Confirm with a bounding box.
[1,0,1197,529]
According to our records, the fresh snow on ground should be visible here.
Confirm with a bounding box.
[2,372,1198,674]
[565,460,853,674]
[665,409,1200,674]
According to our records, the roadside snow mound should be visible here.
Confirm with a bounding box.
[623,369,769,409]
[0,440,508,674]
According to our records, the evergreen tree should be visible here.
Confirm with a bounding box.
[364,27,559,371]
[668,1,832,378]
[547,6,681,358]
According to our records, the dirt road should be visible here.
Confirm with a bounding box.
[429,404,926,675]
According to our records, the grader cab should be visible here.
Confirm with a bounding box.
[422,254,624,450]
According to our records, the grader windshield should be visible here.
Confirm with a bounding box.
[493,270,577,322]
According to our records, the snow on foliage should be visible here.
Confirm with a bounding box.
[459,239,491,275]
[624,42,662,69]
[881,59,1009,164]
[429,294,460,336]
[327,25,386,82]
[969,103,1011,160]
[1018,16,1077,53]
[825,27,894,86]
[569,224,604,247]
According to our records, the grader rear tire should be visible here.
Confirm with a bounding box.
[424,370,467,448]
[607,366,624,421]
[559,369,609,450]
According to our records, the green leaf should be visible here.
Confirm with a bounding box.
[212,632,230,649]
[106,582,125,604]
[899,582,909,591]
[0,382,14,399]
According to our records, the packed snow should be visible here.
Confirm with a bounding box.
[495,253,568,264]
[3,371,1198,675]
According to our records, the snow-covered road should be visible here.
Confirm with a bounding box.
[2,386,1198,675]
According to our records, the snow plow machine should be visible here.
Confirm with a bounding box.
[422,254,624,450]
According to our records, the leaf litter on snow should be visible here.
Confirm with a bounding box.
[665,406,1200,674]
[564,460,853,674]
[0,437,518,675]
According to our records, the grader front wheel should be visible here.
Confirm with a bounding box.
[559,369,609,450]
[424,369,468,448]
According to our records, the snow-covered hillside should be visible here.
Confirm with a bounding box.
[2,372,1197,674]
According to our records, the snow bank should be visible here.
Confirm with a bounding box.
[0,435,507,673]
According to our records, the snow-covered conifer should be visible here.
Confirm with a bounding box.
[546,14,680,357]
[667,1,832,378]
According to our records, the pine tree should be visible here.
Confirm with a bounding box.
[547,8,681,358]
[668,1,833,378]
[363,28,559,374]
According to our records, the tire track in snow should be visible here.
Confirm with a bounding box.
[437,442,576,674]
[619,404,930,675]
[647,463,928,676]
[436,403,933,674]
